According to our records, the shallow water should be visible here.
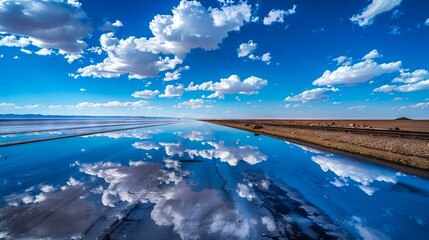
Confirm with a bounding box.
[0,120,428,239]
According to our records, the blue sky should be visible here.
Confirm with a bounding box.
[0,0,428,118]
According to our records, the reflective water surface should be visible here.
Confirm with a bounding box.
[0,120,428,239]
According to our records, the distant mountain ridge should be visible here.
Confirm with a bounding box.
[0,114,174,119]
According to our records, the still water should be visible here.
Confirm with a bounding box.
[0,120,428,239]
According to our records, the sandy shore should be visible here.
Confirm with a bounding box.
[203,120,429,178]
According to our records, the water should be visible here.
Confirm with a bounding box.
[0,120,428,239]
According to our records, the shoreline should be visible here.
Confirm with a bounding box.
[202,120,429,179]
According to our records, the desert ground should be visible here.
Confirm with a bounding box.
[204,119,429,178]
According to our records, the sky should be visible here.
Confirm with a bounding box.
[0,0,428,119]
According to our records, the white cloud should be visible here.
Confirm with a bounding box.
[373,80,429,93]
[373,68,429,93]
[425,18,429,26]
[236,183,255,201]
[285,87,339,103]
[163,66,190,81]
[237,40,271,64]
[312,155,398,196]
[77,0,251,79]
[99,20,124,31]
[77,32,183,79]
[35,48,53,56]
[76,101,148,108]
[261,216,276,232]
[237,40,257,57]
[159,84,185,98]
[0,35,30,47]
[261,52,271,65]
[62,52,82,63]
[0,0,90,54]
[79,88,86,92]
[85,129,161,140]
[263,5,297,25]
[348,106,366,110]
[0,103,42,110]
[362,49,382,60]
[350,0,402,27]
[112,20,123,28]
[409,102,429,109]
[177,130,207,141]
[313,50,401,86]
[393,69,429,83]
[131,90,160,99]
[132,141,161,150]
[187,75,268,99]
[333,56,349,65]
[206,141,267,166]
[20,48,32,54]
[174,99,206,109]
[159,140,267,166]
[373,85,395,93]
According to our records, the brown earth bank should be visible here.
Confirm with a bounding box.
[202,119,429,178]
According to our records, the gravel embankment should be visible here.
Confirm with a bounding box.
[204,120,429,175]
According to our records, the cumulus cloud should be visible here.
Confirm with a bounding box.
[131,89,160,99]
[174,99,210,109]
[205,141,267,166]
[187,75,268,99]
[237,40,271,65]
[35,48,53,56]
[177,130,207,141]
[77,32,183,79]
[373,80,429,93]
[261,52,271,65]
[132,141,161,151]
[311,155,399,196]
[175,99,204,109]
[159,84,185,98]
[99,20,124,31]
[0,35,30,47]
[163,66,190,81]
[393,69,429,83]
[236,183,255,201]
[77,0,251,79]
[362,49,382,60]
[0,0,90,54]
[425,18,429,26]
[237,40,257,57]
[373,68,429,93]
[159,141,267,166]
[285,87,339,103]
[313,50,401,86]
[350,0,402,27]
[333,55,353,66]
[261,216,276,232]
[263,5,297,25]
